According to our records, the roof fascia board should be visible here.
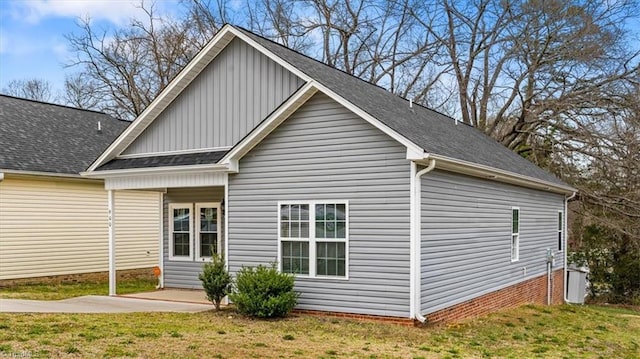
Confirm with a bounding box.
[424,154,577,195]
[82,164,229,178]
[85,25,238,173]
[220,82,318,167]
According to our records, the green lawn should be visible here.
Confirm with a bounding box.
[0,302,638,358]
[0,278,157,300]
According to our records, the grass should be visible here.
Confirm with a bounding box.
[0,278,157,300]
[0,303,638,358]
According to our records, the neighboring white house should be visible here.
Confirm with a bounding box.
[0,95,160,282]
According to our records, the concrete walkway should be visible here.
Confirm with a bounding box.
[0,295,213,313]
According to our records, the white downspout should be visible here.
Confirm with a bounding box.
[410,158,436,323]
[563,191,577,303]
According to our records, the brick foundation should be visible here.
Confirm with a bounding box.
[293,309,416,327]
[0,267,156,287]
[425,269,565,324]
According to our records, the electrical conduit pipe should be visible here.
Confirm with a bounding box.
[410,158,436,323]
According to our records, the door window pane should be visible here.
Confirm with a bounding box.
[198,207,218,257]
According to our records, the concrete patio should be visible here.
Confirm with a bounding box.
[120,288,211,304]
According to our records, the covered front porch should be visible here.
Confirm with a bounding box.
[99,165,230,296]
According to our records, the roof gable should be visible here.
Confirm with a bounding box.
[0,95,128,175]
[236,28,569,189]
[122,37,304,156]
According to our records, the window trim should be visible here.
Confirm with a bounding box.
[511,207,520,262]
[277,200,349,280]
[168,202,193,261]
[196,202,222,261]
[557,210,563,251]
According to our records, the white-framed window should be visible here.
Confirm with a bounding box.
[169,202,221,261]
[511,207,520,262]
[557,211,563,251]
[169,203,193,261]
[196,203,222,260]
[278,201,348,278]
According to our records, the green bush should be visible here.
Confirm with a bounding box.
[198,254,232,310]
[229,263,299,318]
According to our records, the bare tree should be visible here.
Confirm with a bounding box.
[1,78,56,102]
[63,73,102,110]
[408,0,640,154]
[66,1,223,119]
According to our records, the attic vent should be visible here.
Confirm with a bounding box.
[97,121,102,134]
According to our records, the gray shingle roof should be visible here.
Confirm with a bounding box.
[0,95,129,175]
[237,27,568,187]
[97,151,228,171]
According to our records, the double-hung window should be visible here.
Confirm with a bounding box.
[557,211,563,251]
[169,202,221,261]
[169,203,193,261]
[511,207,520,262]
[279,201,348,278]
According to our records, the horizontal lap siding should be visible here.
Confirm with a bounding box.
[0,177,159,280]
[228,94,411,317]
[163,187,224,289]
[123,38,304,155]
[420,170,564,313]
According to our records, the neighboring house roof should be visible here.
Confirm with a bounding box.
[235,27,567,188]
[97,151,227,171]
[0,95,129,175]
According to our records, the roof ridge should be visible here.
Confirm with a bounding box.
[0,94,127,121]
[233,25,466,127]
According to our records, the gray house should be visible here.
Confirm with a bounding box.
[84,25,576,323]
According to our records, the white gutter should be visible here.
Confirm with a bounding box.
[563,191,577,303]
[427,154,576,195]
[0,169,89,179]
[410,158,437,323]
[0,172,4,182]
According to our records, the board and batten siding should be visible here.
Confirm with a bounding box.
[123,38,305,155]
[228,93,411,318]
[419,170,565,314]
[0,176,160,280]
[162,187,224,289]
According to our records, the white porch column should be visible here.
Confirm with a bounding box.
[108,189,116,296]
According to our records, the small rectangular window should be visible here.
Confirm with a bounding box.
[558,211,563,251]
[511,207,520,262]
